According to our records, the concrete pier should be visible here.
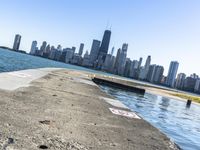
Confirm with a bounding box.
[92,77,145,94]
[0,68,180,150]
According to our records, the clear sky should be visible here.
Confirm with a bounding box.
[0,0,200,76]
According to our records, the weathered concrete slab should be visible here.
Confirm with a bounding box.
[0,68,61,91]
[0,69,180,150]
[100,97,129,109]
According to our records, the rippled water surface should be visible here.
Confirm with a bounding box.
[100,85,200,150]
[1,48,200,150]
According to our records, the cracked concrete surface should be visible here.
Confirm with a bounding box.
[0,69,180,150]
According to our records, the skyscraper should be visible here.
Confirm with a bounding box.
[175,73,186,89]
[138,57,143,69]
[13,34,21,50]
[78,43,84,56]
[89,40,101,65]
[147,65,164,83]
[147,64,157,83]
[166,61,179,87]
[30,41,37,55]
[97,30,111,68]
[139,55,151,80]
[113,43,128,75]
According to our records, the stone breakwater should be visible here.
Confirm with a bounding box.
[0,68,180,150]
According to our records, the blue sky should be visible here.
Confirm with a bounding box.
[0,0,200,76]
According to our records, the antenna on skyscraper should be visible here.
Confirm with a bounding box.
[106,19,110,30]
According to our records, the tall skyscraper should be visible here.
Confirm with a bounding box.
[89,40,101,65]
[154,65,164,84]
[138,57,143,69]
[139,55,151,80]
[78,43,84,56]
[147,65,164,83]
[175,73,186,89]
[110,47,115,55]
[118,43,128,75]
[147,64,157,83]
[129,60,139,78]
[30,41,37,55]
[124,58,132,77]
[166,61,179,87]
[13,34,21,50]
[97,30,111,67]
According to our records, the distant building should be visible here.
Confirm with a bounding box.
[89,40,101,66]
[138,57,143,69]
[166,61,179,87]
[147,65,157,83]
[183,76,197,92]
[153,65,164,84]
[43,44,51,58]
[147,65,164,84]
[113,43,128,75]
[63,48,75,63]
[39,41,47,56]
[194,79,200,93]
[78,43,84,56]
[124,58,132,77]
[30,41,37,55]
[49,46,56,60]
[175,73,186,89]
[13,34,21,50]
[97,30,111,68]
[102,54,115,72]
[71,53,82,65]
[138,55,151,80]
[129,60,139,78]
[82,51,91,67]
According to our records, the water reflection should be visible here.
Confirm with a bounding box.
[100,85,200,150]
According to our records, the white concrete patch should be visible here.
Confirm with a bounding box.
[0,68,61,91]
[100,97,129,109]
[109,108,141,119]
[8,72,32,78]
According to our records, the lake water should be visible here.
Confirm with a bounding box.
[100,85,200,150]
[1,48,200,150]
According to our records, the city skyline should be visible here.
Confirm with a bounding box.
[0,0,200,76]
[3,30,200,93]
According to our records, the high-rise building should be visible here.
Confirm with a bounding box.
[175,73,186,89]
[110,47,115,55]
[82,50,90,67]
[194,79,200,93]
[13,34,21,50]
[147,65,164,83]
[97,30,111,68]
[102,54,115,72]
[40,41,47,53]
[183,76,197,92]
[138,57,143,69]
[138,56,151,80]
[113,44,128,75]
[78,43,84,56]
[30,41,37,55]
[154,65,164,84]
[129,60,139,78]
[124,58,132,77]
[63,47,75,63]
[89,40,101,65]
[147,65,157,83]
[166,61,179,87]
